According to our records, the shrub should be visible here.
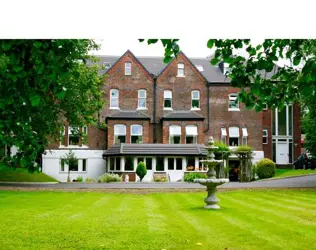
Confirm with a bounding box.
[85,177,96,183]
[234,145,253,153]
[98,173,122,183]
[153,176,167,182]
[184,172,208,183]
[256,158,276,179]
[136,161,147,182]
[75,176,83,182]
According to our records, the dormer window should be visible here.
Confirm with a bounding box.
[104,62,111,70]
[223,63,231,75]
[125,62,132,75]
[177,63,184,77]
[228,93,239,111]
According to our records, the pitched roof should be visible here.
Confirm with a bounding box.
[106,111,150,120]
[103,143,207,157]
[95,54,230,83]
[162,111,205,120]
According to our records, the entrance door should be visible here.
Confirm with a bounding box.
[167,158,184,182]
[276,142,289,164]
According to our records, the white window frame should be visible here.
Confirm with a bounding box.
[137,89,147,109]
[263,129,268,144]
[110,89,119,109]
[242,127,248,145]
[191,90,200,110]
[131,124,143,144]
[229,126,240,147]
[177,63,184,77]
[228,93,240,111]
[68,126,80,146]
[164,90,173,110]
[221,127,227,144]
[114,124,126,144]
[169,125,181,144]
[185,125,198,144]
[125,62,132,75]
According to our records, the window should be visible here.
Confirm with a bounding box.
[138,90,146,109]
[228,93,239,110]
[145,158,152,170]
[60,159,66,172]
[221,128,227,144]
[168,158,182,170]
[191,91,200,109]
[125,156,134,171]
[176,158,182,170]
[114,125,126,144]
[186,157,195,171]
[137,158,144,164]
[131,125,143,143]
[263,129,268,144]
[69,159,79,171]
[168,158,174,170]
[110,89,119,108]
[109,158,115,171]
[156,157,164,171]
[125,62,131,75]
[169,125,181,144]
[68,126,80,146]
[177,63,184,77]
[185,125,197,144]
[115,158,121,171]
[229,127,239,146]
[82,159,87,171]
[242,127,248,145]
[164,90,172,109]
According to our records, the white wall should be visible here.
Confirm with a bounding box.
[42,150,105,182]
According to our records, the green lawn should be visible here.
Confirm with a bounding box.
[0,163,58,182]
[0,190,315,249]
[272,168,316,179]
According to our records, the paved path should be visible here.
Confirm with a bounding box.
[0,175,316,189]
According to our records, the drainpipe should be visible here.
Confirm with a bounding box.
[105,117,108,149]
[153,75,157,143]
[204,83,210,133]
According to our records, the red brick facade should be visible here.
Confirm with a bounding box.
[47,50,302,164]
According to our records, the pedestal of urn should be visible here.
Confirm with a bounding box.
[195,136,229,210]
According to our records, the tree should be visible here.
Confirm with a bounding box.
[136,161,147,182]
[60,150,78,182]
[142,39,316,156]
[0,40,105,171]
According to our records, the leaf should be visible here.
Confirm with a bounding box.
[30,95,40,106]
[210,58,219,65]
[56,90,66,100]
[147,39,158,45]
[207,39,214,49]
[2,42,11,51]
[13,65,23,72]
[163,56,173,64]
[293,55,301,66]
[138,39,144,42]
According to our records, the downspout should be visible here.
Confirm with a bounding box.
[204,83,210,132]
[153,75,157,143]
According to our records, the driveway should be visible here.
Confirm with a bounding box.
[0,175,316,189]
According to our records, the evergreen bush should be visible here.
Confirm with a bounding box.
[256,158,276,179]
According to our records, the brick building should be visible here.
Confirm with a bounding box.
[42,50,301,182]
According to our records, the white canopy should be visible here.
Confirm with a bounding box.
[229,127,240,137]
[185,126,197,135]
[242,127,248,137]
[170,125,181,135]
[221,127,227,136]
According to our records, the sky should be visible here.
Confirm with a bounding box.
[91,39,215,58]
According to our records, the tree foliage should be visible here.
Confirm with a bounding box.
[0,40,105,171]
[142,39,316,155]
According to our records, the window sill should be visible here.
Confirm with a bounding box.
[177,75,185,78]
[59,145,89,149]
[190,108,201,111]
[164,108,173,111]
[109,107,120,110]
[228,108,240,111]
[59,171,88,174]
[137,107,147,110]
